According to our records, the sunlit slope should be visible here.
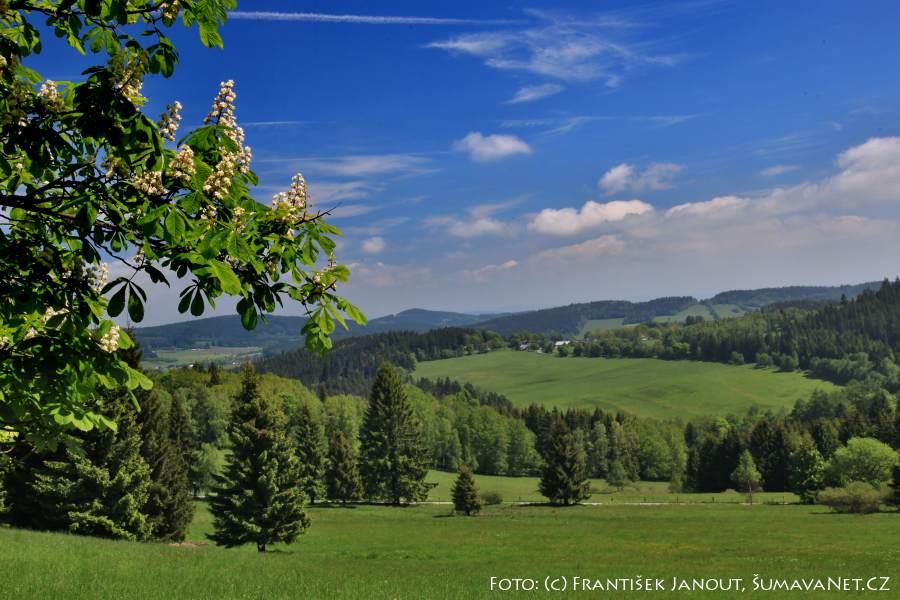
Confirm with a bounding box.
[415,350,836,418]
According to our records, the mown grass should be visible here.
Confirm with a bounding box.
[1,502,897,599]
[415,350,836,418]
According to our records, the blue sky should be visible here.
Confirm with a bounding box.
[37,1,900,323]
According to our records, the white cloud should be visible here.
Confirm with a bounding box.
[529,199,653,235]
[428,11,687,85]
[309,181,370,203]
[231,12,522,25]
[329,204,376,219]
[832,137,900,201]
[507,83,564,104]
[362,237,386,254]
[426,215,509,238]
[302,154,431,177]
[537,235,626,260]
[599,162,683,194]
[464,260,519,282]
[453,132,533,162]
[666,196,746,218]
[760,164,800,177]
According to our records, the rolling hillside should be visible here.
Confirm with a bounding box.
[134,309,499,356]
[415,350,836,418]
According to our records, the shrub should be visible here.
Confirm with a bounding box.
[818,482,886,514]
[482,491,503,505]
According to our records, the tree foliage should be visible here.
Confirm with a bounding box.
[539,419,591,505]
[292,403,325,504]
[359,363,433,505]
[731,450,762,504]
[451,464,482,516]
[325,428,362,504]
[208,367,308,552]
[0,0,363,449]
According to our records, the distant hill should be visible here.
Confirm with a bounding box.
[135,280,888,359]
[470,281,885,337]
[470,297,697,337]
[707,282,882,309]
[134,309,499,355]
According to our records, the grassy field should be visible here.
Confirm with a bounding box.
[577,318,626,337]
[424,471,799,504]
[142,346,263,370]
[1,501,897,599]
[415,350,836,418]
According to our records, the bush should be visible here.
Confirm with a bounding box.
[482,491,503,505]
[818,482,886,514]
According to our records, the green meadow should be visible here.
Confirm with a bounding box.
[142,346,264,370]
[1,500,896,599]
[415,350,835,418]
[424,471,799,504]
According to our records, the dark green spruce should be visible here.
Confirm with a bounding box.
[292,403,326,504]
[451,464,482,515]
[325,428,362,504]
[539,418,591,505]
[138,388,194,541]
[208,366,309,552]
[359,363,434,505]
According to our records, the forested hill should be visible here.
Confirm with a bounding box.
[471,297,697,337]
[583,279,900,389]
[134,309,498,354]
[708,281,881,308]
[256,328,504,396]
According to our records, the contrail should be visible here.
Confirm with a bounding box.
[229,11,525,26]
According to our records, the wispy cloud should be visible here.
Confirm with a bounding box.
[507,83,565,104]
[428,10,690,86]
[500,114,696,135]
[230,11,524,26]
[760,164,800,177]
[464,260,519,282]
[242,120,311,128]
[301,154,433,177]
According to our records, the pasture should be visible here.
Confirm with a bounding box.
[1,501,896,599]
[414,350,836,418]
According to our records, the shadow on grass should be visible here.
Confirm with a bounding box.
[311,503,358,510]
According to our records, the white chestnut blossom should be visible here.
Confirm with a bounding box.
[0,335,10,350]
[158,101,182,142]
[203,152,236,200]
[200,205,217,222]
[87,262,109,292]
[38,80,64,112]
[134,169,167,195]
[161,0,181,20]
[98,325,120,353]
[169,145,195,183]
[271,173,309,223]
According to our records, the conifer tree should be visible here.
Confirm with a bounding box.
[732,450,762,504]
[138,389,194,541]
[452,465,483,516]
[539,419,592,505]
[208,367,309,552]
[325,428,363,504]
[293,404,326,504]
[359,363,434,505]
[31,387,152,540]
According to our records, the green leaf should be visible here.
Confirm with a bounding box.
[165,209,186,239]
[209,260,242,294]
[127,292,144,322]
[107,285,127,317]
[237,298,258,330]
[190,290,205,316]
